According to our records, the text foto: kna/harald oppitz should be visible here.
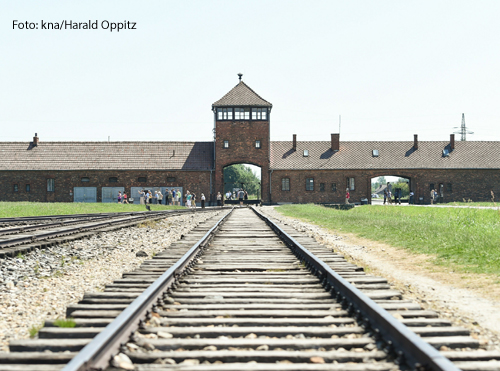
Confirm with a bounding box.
[12,20,137,32]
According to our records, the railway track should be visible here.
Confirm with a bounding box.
[0,208,222,258]
[2,207,500,370]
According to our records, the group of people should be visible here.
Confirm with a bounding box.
[184,191,206,208]
[430,188,443,205]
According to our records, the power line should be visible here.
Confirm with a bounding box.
[453,113,474,141]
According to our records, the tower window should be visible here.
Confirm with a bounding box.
[26,184,31,192]
[217,108,233,120]
[47,179,55,192]
[167,177,176,182]
[13,184,18,192]
[332,183,337,192]
[255,140,261,149]
[320,183,325,192]
[447,183,452,192]
[348,177,355,191]
[306,178,314,191]
[234,108,250,120]
[81,177,90,182]
[138,177,147,183]
[109,177,118,183]
[223,140,229,148]
[252,108,267,120]
[282,178,290,191]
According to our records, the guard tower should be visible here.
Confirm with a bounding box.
[212,74,272,203]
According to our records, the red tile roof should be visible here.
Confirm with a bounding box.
[270,141,500,170]
[0,142,213,171]
[212,81,272,108]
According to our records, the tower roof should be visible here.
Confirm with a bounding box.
[212,81,272,108]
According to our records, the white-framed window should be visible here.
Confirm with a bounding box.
[255,140,261,149]
[251,108,267,120]
[303,149,309,157]
[217,108,233,120]
[47,178,55,192]
[223,140,229,148]
[306,178,314,191]
[348,177,355,191]
[282,178,290,191]
[234,108,250,120]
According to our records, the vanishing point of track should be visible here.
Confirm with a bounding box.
[3,207,500,371]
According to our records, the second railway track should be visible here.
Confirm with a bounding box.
[3,207,500,370]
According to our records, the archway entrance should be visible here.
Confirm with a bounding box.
[223,164,262,204]
[371,175,412,205]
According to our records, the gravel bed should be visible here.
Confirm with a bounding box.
[0,210,220,352]
[259,206,500,352]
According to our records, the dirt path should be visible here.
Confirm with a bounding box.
[262,206,500,350]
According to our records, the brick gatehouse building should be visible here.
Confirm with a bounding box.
[1,78,499,205]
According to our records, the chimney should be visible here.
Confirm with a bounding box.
[413,134,418,150]
[450,134,455,150]
[33,133,39,147]
[292,134,297,150]
[331,133,340,151]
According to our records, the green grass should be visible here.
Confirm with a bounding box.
[0,202,185,218]
[53,318,76,328]
[446,201,500,207]
[28,322,44,338]
[277,204,500,275]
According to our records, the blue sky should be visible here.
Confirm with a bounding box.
[1,1,499,142]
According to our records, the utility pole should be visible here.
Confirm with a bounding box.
[454,113,474,141]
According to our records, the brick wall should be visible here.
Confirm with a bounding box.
[0,170,212,203]
[270,169,500,204]
[214,119,270,203]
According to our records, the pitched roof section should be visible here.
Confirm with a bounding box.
[0,142,214,171]
[212,81,272,108]
[270,141,500,170]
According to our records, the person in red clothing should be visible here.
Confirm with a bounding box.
[345,188,350,204]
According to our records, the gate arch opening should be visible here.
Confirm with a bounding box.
[371,175,412,205]
[223,163,262,204]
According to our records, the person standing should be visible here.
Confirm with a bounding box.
[123,192,129,204]
[201,193,206,208]
[217,192,222,207]
[430,189,435,205]
[409,190,414,205]
[383,189,387,205]
[185,191,192,208]
[238,189,245,207]
[345,188,350,204]
[176,190,181,206]
[192,193,197,208]
[244,190,248,200]
[117,191,122,203]
[157,190,163,205]
[139,189,145,205]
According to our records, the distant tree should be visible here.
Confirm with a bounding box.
[224,164,261,197]
[393,181,410,198]
[371,176,387,192]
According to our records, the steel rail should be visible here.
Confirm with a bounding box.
[0,208,227,249]
[252,207,460,371]
[62,208,233,371]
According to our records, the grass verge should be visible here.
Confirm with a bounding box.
[0,202,185,218]
[277,204,500,275]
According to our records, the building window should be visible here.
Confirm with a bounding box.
[347,177,355,191]
[26,184,31,192]
[223,140,229,148]
[332,183,337,192]
[13,184,18,192]
[81,177,90,182]
[320,183,325,192]
[306,178,314,191]
[138,177,147,183]
[282,178,290,191]
[255,140,261,149]
[167,177,176,182]
[251,108,267,120]
[217,108,233,120]
[447,183,452,192]
[47,179,55,192]
[234,108,250,120]
[429,183,435,191]
[109,177,118,183]
[303,149,309,157]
